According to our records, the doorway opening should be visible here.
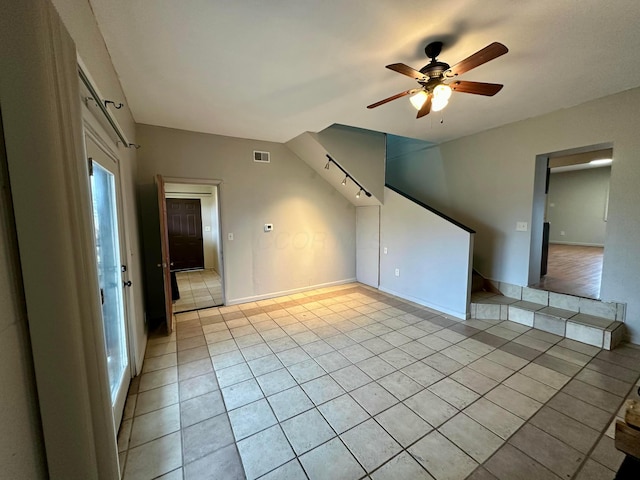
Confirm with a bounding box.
[164,182,224,312]
[530,144,612,299]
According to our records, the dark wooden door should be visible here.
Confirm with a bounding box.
[166,198,205,271]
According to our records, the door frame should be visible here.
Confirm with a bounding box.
[83,122,134,427]
[163,177,226,307]
[86,135,130,426]
[529,142,613,291]
[83,119,143,381]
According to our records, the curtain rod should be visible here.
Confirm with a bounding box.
[78,63,135,149]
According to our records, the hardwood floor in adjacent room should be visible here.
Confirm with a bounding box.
[534,244,603,299]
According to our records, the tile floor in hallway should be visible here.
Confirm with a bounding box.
[174,269,223,313]
[117,283,640,480]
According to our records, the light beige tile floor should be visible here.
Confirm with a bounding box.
[174,269,223,313]
[118,283,640,479]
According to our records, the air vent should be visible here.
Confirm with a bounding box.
[253,151,270,163]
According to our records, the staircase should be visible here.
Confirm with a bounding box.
[471,277,626,350]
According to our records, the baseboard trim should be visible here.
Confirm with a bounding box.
[549,241,604,247]
[227,278,358,305]
[378,286,468,320]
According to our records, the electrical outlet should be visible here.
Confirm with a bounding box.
[394,268,400,277]
[560,230,565,236]
[383,247,388,255]
[516,221,528,232]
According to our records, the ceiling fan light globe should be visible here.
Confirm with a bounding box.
[433,84,452,101]
[432,97,449,112]
[409,90,428,110]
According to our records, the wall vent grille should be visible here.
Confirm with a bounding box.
[253,151,271,163]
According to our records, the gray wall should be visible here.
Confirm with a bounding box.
[316,124,386,201]
[137,124,357,304]
[385,135,451,213]
[548,167,611,245]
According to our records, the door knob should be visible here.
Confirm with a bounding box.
[123,280,132,287]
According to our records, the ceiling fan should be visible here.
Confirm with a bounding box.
[367,41,508,118]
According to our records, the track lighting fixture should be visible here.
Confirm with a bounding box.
[324,155,372,200]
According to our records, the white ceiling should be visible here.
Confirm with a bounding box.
[89,0,640,144]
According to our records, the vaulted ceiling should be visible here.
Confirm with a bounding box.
[89,0,640,144]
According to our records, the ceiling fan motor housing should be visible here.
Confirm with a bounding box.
[424,41,443,59]
[421,42,449,80]
[419,61,450,80]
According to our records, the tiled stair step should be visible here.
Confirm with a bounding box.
[471,293,624,350]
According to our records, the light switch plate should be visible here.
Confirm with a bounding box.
[264,224,273,232]
[204,225,211,232]
[516,221,528,232]
[228,233,234,240]
[383,247,388,255]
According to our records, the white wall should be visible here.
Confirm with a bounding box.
[1,1,121,476]
[315,124,386,201]
[413,87,640,343]
[356,206,380,288]
[51,0,147,372]
[137,124,357,304]
[548,167,610,245]
[379,188,474,319]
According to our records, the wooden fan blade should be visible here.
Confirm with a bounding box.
[367,89,418,109]
[386,63,426,80]
[451,81,503,96]
[445,42,508,77]
[416,94,432,118]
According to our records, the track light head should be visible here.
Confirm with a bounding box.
[324,160,330,170]
[356,188,362,199]
[341,176,348,186]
